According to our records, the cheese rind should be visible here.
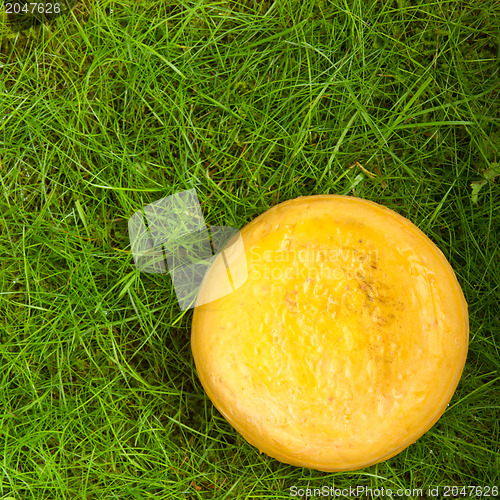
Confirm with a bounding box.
[191,195,469,471]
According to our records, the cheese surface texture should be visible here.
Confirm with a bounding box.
[191,195,468,471]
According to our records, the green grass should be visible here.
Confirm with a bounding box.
[0,0,499,498]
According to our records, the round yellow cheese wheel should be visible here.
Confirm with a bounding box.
[191,195,468,471]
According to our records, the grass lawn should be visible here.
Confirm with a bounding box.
[0,0,499,498]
